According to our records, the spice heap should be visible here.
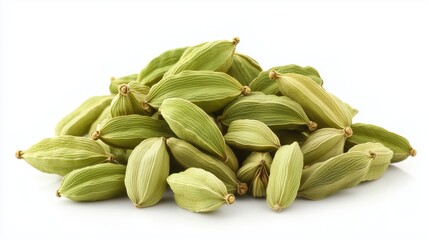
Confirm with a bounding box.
[16,37,416,213]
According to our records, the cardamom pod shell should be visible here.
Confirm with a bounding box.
[227,52,262,86]
[91,114,175,149]
[144,70,250,113]
[237,152,272,197]
[299,151,371,200]
[16,135,113,176]
[109,74,137,94]
[166,137,247,195]
[167,168,235,213]
[125,137,169,208]
[57,163,126,201]
[271,72,351,129]
[249,64,323,95]
[345,123,416,163]
[348,142,393,181]
[55,95,113,136]
[110,81,152,117]
[266,142,303,212]
[220,92,317,131]
[224,119,281,151]
[160,98,227,160]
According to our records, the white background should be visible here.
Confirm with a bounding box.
[1,0,428,239]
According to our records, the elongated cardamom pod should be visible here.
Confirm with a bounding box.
[167,168,235,213]
[55,95,113,136]
[16,135,114,176]
[266,142,303,212]
[227,52,262,86]
[109,74,137,94]
[125,137,169,208]
[163,37,239,77]
[345,123,416,163]
[144,70,250,113]
[110,81,152,117]
[57,163,126,202]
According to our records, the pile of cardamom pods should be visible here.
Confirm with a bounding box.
[16,37,416,213]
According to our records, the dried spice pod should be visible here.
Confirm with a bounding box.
[345,123,416,163]
[16,135,114,176]
[144,70,250,113]
[220,92,317,131]
[91,114,175,149]
[55,95,113,136]
[57,163,126,202]
[167,168,235,213]
[110,81,152,117]
[237,152,272,197]
[227,52,262,86]
[109,74,138,94]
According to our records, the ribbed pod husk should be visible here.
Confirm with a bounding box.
[227,52,262,86]
[237,152,272,197]
[57,163,126,201]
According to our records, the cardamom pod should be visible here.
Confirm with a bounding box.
[144,70,250,113]
[91,114,175,149]
[226,52,262,86]
[249,64,323,95]
[270,71,352,129]
[163,37,239,78]
[160,98,227,160]
[301,127,353,166]
[109,74,137,94]
[266,142,303,212]
[16,135,114,176]
[220,92,317,131]
[55,95,113,136]
[225,144,239,172]
[137,46,188,87]
[166,137,247,195]
[348,142,393,181]
[237,152,272,197]
[57,163,126,201]
[88,105,111,135]
[110,81,152,117]
[299,151,371,200]
[167,168,235,213]
[125,137,169,208]
[275,129,309,146]
[224,119,281,151]
[345,123,416,163]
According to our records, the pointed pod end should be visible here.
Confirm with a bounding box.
[273,204,283,212]
[118,84,130,96]
[343,127,353,138]
[110,76,116,82]
[90,130,101,140]
[15,150,24,159]
[237,183,248,195]
[56,191,61,198]
[241,86,251,96]
[141,101,151,110]
[107,154,116,163]
[308,121,318,131]
[232,37,240,45]
[410,148,417,157]
[225,194,235,205]
[268,70,279,80]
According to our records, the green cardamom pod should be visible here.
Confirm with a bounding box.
[345,123,416,163]
[348,142,393,181]
[16,135,114,176]
[220,92,317,131]
[249,64,323,95]
[88,105,111,135]
[109,74,138,94]
[110,81,152,117]
[57,163,126,201]
[163,37,239,78]
[144,70,250,113]
[275,129,309,146]
[166,137,247,195]
[160,98,227,160]
[301,127,353,166]
[125,137,169,208]
[55,95,113,136]
[91,114,175,149]
[167,168,235,213]
[299,151,371,200]
[237,152,272,197]
[266,142,303,212]
[270,71,352,129]
[226,52,262,86]
[137,46,188,87]
[224,119,281,151]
